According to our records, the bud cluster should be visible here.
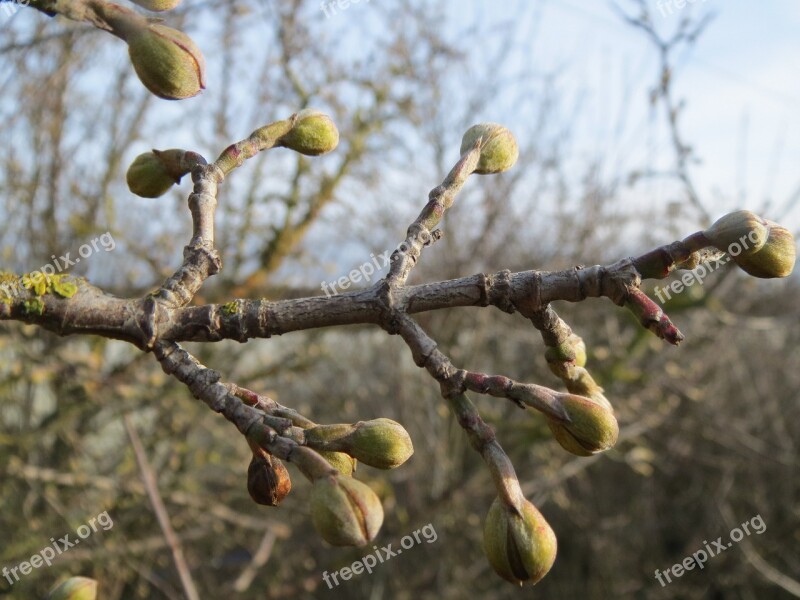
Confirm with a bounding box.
[243,414,412,548]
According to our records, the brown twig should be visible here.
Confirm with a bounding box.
[123,414,201,600]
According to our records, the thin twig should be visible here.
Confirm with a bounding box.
[124,414,201,600]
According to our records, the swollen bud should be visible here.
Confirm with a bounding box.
[310,474,384,546]
[278,110,339,156]
[130,0,182,10]
[483,497,557,585]
[48,577,98,600]
[460,123,519,174]
[703,210,768,255]
[126,24,206,100]
[305,418,414,469]
[730,221,796,279]
[126,150,183,198]
[547,394,619,456]
[247,454,292,506]
[343,418,413,469]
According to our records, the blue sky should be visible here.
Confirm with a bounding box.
[284,0,800,285]
[4,0,798,287]
[455,0,800,228]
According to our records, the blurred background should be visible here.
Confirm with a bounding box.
[0,0,798,598]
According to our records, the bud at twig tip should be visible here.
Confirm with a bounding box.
[127,24,206,100]
[460,123,519,174]
[547,394,619,456]
[279,109,339,156]
[304,418,413,470]
[126,151,182,198]
[483,497,557,585]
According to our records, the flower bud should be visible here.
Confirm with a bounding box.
[730,220,796,279]
[317,450,356,476]
[305,418,414,470]
[126,24,205,100]
[247,454,291,506]
[48,577,98,600]
[126,150,187,198]
[278,110,339,156]
[547,394,618,456]
[344,418,413,469]
[483,497,557,585]
[130,0,182,10]
[703,210,768,255]
[310,474,383,546]
[460,123,519,174]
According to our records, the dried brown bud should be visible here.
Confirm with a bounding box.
[247,454,291,506]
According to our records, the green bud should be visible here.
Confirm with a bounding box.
[730,220,796,279]
[48,577,98,600]
[305,418,414,470]
[247,454,291,506]
[310,474,384,546]
[317,450,356,476]
[126,151,182,198]
[127,24,206,100]
[483,497,557,585]
[279,109,339,156]
[547,394,618,456]
[130,0,182,10]
[460,123,519,174]
[703,210,768,255]
[344,418,413,469]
